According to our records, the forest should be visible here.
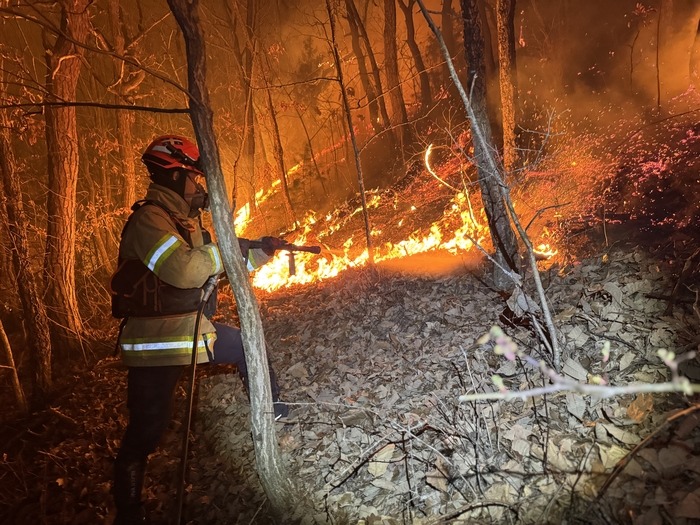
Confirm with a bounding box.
[1,0,699,524]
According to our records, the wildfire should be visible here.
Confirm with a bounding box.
[246,144,561,292]
[251,190,491,292]
[533,243,559,260]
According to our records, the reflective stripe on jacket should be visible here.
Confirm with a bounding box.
[118,184,221,367]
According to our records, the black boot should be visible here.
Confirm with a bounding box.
[269,367,289,420]
[113,457,149,525]
[240,369,289,420]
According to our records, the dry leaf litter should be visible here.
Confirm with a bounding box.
[189,242,700,525]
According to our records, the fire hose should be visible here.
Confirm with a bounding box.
[175,273,219,525]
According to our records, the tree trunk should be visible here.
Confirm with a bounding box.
[692,19,700,90]
[441,0,458,83]
[496,0,518,174]
[397,0,433,110]
[0,319,27,413]
[328,0,374,256]
[457,0,519,290]
[0,76,53,410]
[42,0,90,361]
[236,0,258,206]
[384,0,412,149]
[107,0,138,208]
[345,0,382,134]
[166,0,296,517]
[264,84,297,226]
[346,0,393,138]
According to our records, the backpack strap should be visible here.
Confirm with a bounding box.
[121,199,194,246]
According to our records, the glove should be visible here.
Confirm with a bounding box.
[238,237,251,254]
[260,236,288,256]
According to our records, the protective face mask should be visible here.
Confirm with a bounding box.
[184,173,209,213]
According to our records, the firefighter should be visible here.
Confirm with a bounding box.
[110,135,288,524]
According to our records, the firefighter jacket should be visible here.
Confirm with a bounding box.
[114,183,270,367]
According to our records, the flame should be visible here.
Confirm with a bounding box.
[251,189,492,292]
[247,143,561,293]
[533,243,559,259]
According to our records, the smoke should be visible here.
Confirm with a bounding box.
[516,0,700,132]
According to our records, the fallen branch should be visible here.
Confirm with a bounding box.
[459,327,700,402]
[425,500,518,524]
[459,380,700,402]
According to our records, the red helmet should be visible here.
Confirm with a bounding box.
[141,135,203,175]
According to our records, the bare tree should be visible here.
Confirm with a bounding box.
[345,0,383,134]
[263,78,298,226]
[107,0,140,208]
[441,0,458,83]
[42,0,91,359]
[418,0,563,369]
[167,0,297,517]
[384,0,412,149]
[327,0,373,256]
[458,0,519,288]
[397,0,433,110]
[0,319,26,412]
[693,18,700,90]
[230,0,258,207]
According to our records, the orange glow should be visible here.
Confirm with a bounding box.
[251,190,492,292]
[534,243,559,259]
[247,143,562,292]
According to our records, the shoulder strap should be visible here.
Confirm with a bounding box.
[121,199,193,246]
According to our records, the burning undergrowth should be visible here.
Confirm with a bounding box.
[242,112,698,295]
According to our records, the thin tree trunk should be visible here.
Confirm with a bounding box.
[107,0,138,208]
[692,19,700,90]
[167,0,296,516]
[384,0,411,149]
[345,0,382,134]
[289,97,330,197]
[222,2,249,211]
[328,0,373,256]
[0,77,53,410]
[656,2,663,110]
[458,0,519,287]
[397,0,433,110]
[496,0,518,174]
[42,0,90,361]
[264,85,297,226]
[240,0,257,203]
[441,0,457,83]
[345,0,393,137]
[419,0,563,371]
[0,320,27,413]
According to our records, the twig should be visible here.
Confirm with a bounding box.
[323,421,428,492]
[464,328,700,402]
[524,203,571,232]
[424,500,518,524]
[592,403,700,504]
[459,379,700,402]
